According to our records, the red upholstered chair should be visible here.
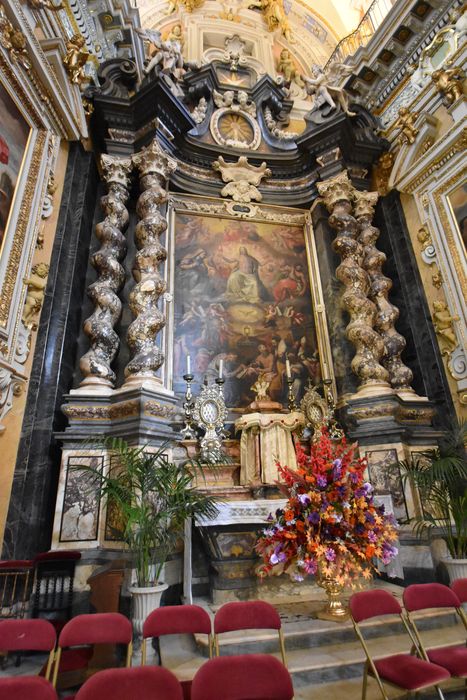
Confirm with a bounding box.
[142,605,212,700]
[74,666,183,699]
[0,618,56,679]
[0,676,58,700]
[191,654,293,700]
[451,578,467,629]
[213,600,287,665]
[403,583,467,681]
[350,589,450,700]
[52,612,133,688]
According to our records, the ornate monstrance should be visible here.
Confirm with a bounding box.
[192,384,228,463]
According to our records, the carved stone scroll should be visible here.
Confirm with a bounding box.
[124,139,177,385]
[354,191,414,394]
[317,172,389,395]
[80,155,131,389]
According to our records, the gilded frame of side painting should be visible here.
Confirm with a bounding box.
[166,194,336,408]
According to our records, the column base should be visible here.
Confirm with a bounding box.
[351,382,394,400]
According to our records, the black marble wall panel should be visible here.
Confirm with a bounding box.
[375,191,455,429]
[2,144,99,559]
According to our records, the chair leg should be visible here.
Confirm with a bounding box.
[362,661,368,700]
[435,685,446,700]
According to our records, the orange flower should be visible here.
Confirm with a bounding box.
[284,510,295,521]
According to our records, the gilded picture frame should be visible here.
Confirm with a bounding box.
[166,195,336,407]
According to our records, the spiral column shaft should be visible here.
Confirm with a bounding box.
[124,139,177,386]
[80,154,132,388]
[354,191,414,394]
[317,172,389,394]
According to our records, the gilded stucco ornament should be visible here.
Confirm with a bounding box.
[247,0,293,42]
[431,67,465,106]
[393,107,419,145]
[0,5,31,69]
[354,190,414,394]
[63,34,90,85]
[373,151,394,196]
[125,139,177,384]
[212,156,271,203]
[22,262,49,330]
[27,0,63,9]
[79,155,132,388]
[317,173,389,395]
[432,300,460,356]
[166,0,204,14]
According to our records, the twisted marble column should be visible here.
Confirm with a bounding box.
[317,172,389,394]
[80,154,132,388]
[124,139,177,385]
[354,191,414,394]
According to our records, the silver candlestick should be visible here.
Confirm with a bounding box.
[215,377,230,439]
[180,373,196,440]
[286,376,298,412]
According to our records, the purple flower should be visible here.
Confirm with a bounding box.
[308,511,320,525]
[298,493,311,505]
[317,475,327,488]
[381,544,398,565]
[263,528,275,538]
[292,573,304,582]
[362,482,373,496]
[270,545,287,565]
[349,471,359,484]
[304,559,318,575]
[367,531,377,543]
[365,513,375,524]
[333,459,342,468]
[325,547,336,562]
[337,485,347,497]
[332,459,342,480]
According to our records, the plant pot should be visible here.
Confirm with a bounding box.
[441,557,467,583]
[129,582,168,635]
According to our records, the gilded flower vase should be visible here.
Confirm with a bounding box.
[317,575,349,622]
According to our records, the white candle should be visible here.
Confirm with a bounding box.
[186,354,191,375]
[219,359,223,379]
[285,358,291,378]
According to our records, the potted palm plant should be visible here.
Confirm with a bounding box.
[90,438,218,633]
[398,420,467,582]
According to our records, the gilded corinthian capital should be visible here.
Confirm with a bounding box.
[316,171,354,212]
[101,154,132,188]
[353,190,379,219]
[132,139,177,179]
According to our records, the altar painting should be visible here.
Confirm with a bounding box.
[0,81,30,255]
[173,212,320,408]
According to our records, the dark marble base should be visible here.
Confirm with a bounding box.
[2,144,99,560]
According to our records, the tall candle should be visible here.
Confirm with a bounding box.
[285,358,291,378]
[186,354,191,375]
[219,358,223,379]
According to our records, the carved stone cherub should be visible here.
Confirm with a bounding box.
[166,23,184,50]
[393,106,419,145]
[23,262,49,330]
[63,34,90,85]
[431,67,465,106]
[277,49,304,87]
[432,300,459,355]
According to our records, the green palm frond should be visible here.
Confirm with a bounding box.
[73,437,218,586]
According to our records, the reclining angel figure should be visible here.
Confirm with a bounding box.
[302,61,356,117]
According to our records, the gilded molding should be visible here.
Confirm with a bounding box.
[125,139,177,383]
[80,155,132,388]
[0,131,47,328]
[169,196,305,224]
[0,4,30,69]
[355,190,414,393]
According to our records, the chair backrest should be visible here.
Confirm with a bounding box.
[403,583,461,612]
[143,604,212,638]
[58,612,133,647]
[0,560,34,620]
[451,578,467,604]
[191,654,294,700]
[0,618,56,652]
[74,667,183,699]
[350,589,402,623]
[31,551,81,622]
[0,676,58,700]
[214,601,281,634]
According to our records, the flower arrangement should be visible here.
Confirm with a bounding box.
[256,428,399,587]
